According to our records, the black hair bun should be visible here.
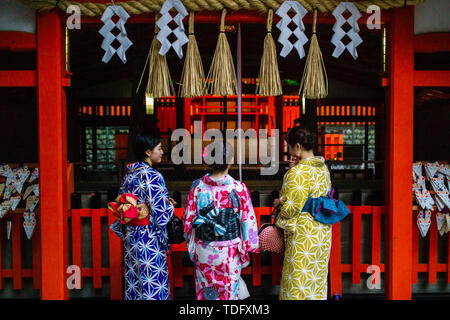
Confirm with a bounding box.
[284,127,317,151]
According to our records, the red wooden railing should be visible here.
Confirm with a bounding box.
[1,206,448,298]
[0,210,41,291]
[66,206,391,299]
[329,206,385,296]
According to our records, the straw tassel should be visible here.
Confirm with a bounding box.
[205,9,237,96]
[299,7,328,99]
[179,12,205,98]
[257,9,282,96]
[137,14,175,98]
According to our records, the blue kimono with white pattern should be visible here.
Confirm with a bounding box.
[110,162,174,300]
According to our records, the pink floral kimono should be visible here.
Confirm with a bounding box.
[183,174,259,300]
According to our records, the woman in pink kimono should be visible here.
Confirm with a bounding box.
[183,144,259,300]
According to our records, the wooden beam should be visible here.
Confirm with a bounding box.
[37,11,69,300]
[0,31,36,51]
[414,71,450,87]
[385,6,414,300]
[80,9,391,25]
[0,71,36,87]
[415,32,450,53]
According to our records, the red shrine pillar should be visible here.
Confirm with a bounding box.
[37,11,69,300]
[385,6,414,300]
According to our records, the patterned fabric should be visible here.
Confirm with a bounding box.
[183,174,259,300]
[275,157,332,300]
[118,162,174,300]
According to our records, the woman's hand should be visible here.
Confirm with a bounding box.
[169,197,177,207]
[289,155,300,168]
[273,198,281,208]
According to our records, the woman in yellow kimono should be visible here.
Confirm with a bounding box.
[275,127,332,300]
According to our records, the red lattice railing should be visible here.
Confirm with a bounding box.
[1,206,448,298]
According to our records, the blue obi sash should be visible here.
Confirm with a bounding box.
[301,188,350,225]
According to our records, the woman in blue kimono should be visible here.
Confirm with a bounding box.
[110,134,175,300]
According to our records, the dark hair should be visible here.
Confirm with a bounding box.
[285,127,317,151]
[133,134,161,161]
[204,141,234,172]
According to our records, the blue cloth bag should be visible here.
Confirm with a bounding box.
[301,188,350,225]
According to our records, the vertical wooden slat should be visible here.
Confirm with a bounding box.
[92,209,103,288]
[447,222,450,283]
[412,210,419,283]
[12,212,23,289]
[352,206,362,284]
[173,208,185,288]
[32,212,42,289]
[107,211,123,300]
[271,253,281,286]
[372,206,381,268]
[172,107,177,130]
[167,251,174,297]
[251,207,265,287]
[174,252,184,287]
[385,6,414,300]
[329,216,342,296]
[0,217,3,289]
[428,210,437,284]
[37,11,69,300]
[71,209,84,288]
[252,251,261,286]
[164,107,167,131]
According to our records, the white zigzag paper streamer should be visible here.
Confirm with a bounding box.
[275,1,308,59]
[99,6,133,63]
[331,2,362,60]
[157,0,189,59]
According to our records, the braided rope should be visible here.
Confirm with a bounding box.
[20,0,425,16]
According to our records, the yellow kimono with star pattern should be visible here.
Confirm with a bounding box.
[275,156,332,300]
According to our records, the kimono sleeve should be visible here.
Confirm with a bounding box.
[108,176,127,240]
[182,183,198,237]
[238,183,260,265]
[118,175,127,195]
[144,171,174,228]
[182,184,199,263]
[109,220,125,240]
[275,165,311,233]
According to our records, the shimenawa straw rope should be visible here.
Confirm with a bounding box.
[256,9,282,96]
[179,11,206,98]
[205,9,237,96]
[298,7,328,99]
[136,14,175,98]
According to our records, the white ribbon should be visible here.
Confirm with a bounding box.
[6,220,11,240]
[23,212,36,240]
[10,196,21,211]
[417,210,431,237]
[0,200,12,218]
[424,161,440,179]
[29,168,39,183]
[435,191,450,211]
[331,2,362,60]
[156,0,189,59]
[413,162,422,179]
[99,6,133,63]
[275,1,308,59]
[414,189,435,211]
